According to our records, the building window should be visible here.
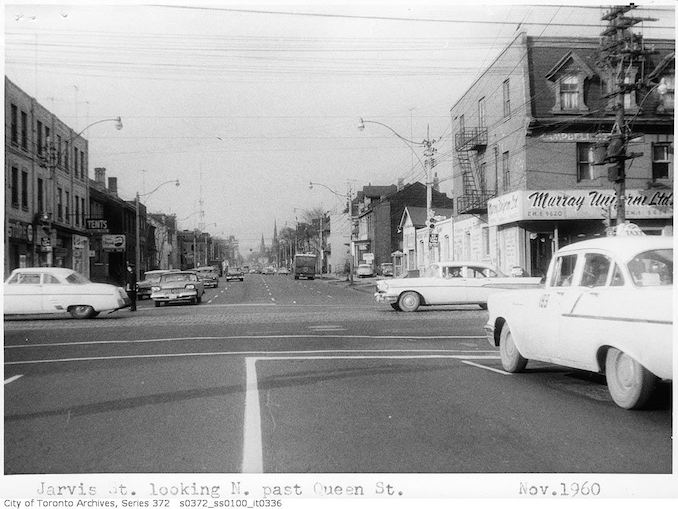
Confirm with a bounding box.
[65,191,70,224]
[56,135,62,167]
[11,104,18,145]
[502,151,510,191]
[21,111,28,150]
[81,197,86,224]
[64,141,70,172]
[80,152,86,180]
[21,170,28,209]
[493,146,499,193]
[577,143,595,181]
[560,74,579,109]
[74,147,79,178]
[75,195,80,226]
[37,178,44,212]
[482,227,490,256]
[478,97,486,127]
[479,161,487,192]
[57,188,63,221]
[503,79,511,117]
[37,120,43,156]
[652,143,672,180]
[459,114,465,133]
[11,166,19,207]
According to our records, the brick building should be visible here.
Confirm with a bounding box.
[356,181,454,270]
[450,33,673,276]
[5,77,90,278]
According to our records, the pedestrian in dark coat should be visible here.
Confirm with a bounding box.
[125,263,137,311]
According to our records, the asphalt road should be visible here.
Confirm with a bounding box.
[3,274,672,474]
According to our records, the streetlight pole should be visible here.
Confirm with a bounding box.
[358,117,439,263]
[135,179,180,281]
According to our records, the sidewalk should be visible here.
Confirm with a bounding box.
[319,274,377,294]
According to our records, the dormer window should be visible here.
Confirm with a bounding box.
[546,51,594,114]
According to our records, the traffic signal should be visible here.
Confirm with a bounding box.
[426,217,436,229]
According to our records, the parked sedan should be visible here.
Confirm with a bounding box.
[375,261,542,311]
[151,271,205,306]
[485,236,673,410]
[3,267,130,319]
[225,266,245,282]
[277,267,290,275]
[356,263,375,278]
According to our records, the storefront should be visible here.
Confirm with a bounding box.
[6,219,35,273]
[488,189,674,277]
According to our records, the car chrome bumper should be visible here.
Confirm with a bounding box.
[152,290,197,302]
[374,292,397,304]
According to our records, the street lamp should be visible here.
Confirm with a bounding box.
[359,116,439,263]
[135,179,180,280]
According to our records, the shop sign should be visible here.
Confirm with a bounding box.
[86,218,109,233]
[102,234,126,252]
[539,132,644,144]
[73,235,88,249]
[489,189,673,226]
[7,220,33,242]
[429,233,439,246]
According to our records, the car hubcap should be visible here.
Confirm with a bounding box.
[615,353,637,390]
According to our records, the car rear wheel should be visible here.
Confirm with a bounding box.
[69,305,95,319]
[605,348,657,409]
[398,291,421,312]
[499,324,527,372]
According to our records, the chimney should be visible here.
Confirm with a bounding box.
[107,177,118,195]
[94,167,106,187]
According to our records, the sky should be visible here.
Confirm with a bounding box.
[4,0,676,253]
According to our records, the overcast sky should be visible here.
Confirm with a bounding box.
[4,1,675,253]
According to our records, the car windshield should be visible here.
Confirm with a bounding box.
[627,249,673,287]
[65,272,90,284]
[162,274,194,283]
[144,273,165,282]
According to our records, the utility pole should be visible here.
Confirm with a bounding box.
[598,4,658,227]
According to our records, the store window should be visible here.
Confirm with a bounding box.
[577,143,595,181]
[652,143,672,180]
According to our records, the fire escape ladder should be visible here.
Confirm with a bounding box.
[454,127,490,214]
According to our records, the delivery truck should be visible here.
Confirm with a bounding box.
[293,253,317,280]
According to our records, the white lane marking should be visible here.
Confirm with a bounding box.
[462,360,511,376]
[241,353,500,473]
[308,325,346,331]
[5,335,489,349]
[242,357,263,473]
[5,351,500,366]
[4,374,23,384]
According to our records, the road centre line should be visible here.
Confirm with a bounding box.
[5,335,488,349]
[461,360,512,376]
[5,351,500,366]
[4,374,23,384]
[242,354,501,473]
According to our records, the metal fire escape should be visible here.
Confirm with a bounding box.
[455,127,493,214]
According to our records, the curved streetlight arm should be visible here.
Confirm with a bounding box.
[308,181,350,199]
[358,117,428,177]
[73,116,123,139]
[138,179,180,198]
[358,117,426,146]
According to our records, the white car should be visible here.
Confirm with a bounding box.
[356,263,375,278]
[485,236,673,410]
[3,267,131,319]
[375,261,542,311]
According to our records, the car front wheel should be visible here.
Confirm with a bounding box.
[499,324,527,372]
[605,348,657,409]
[398,291,421,312]
[69,305,95,319]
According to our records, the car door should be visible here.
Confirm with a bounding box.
[523,253,581,363]
[41,271,70,313]
[464,265,499,303]
[3,271,44,314]
[431,265,467,304]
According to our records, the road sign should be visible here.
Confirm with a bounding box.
[429,233,439,246]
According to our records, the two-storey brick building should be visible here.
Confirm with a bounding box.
[450,33,673,276]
